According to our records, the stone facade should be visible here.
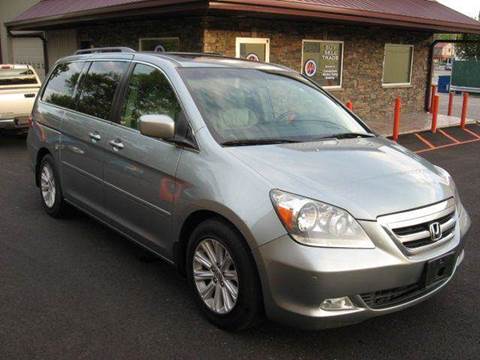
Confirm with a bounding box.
[202,17,433,125]
[77,17,205,53]
[74,15,433,128]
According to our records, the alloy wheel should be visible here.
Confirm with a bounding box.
[40,163,56,208]
[193,238,239,314]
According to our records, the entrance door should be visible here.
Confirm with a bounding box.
[12,37,45,79]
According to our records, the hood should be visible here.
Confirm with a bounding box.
[228,137,453,220]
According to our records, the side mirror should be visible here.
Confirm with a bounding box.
[138,114,175,140]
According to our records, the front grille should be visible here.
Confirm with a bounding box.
[378,199,457,251]
[393,211,456,249]
[360,280,445,309]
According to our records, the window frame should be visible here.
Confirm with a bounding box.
[301,39,344,90]
[138,37,180,52]
[382,43,414,88]
[235,37,270,63]
[75,60,131,122]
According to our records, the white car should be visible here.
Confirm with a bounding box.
[0,64,41,133]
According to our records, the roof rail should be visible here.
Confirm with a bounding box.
[162,52,224,57]
[74,47,136,55]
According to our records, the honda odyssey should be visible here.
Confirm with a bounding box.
[27,48,471,330]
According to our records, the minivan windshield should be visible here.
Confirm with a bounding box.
[179,68,371,145]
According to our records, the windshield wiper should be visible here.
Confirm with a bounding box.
[320,132,376,140]
[221,138,300,147]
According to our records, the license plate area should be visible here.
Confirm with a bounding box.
[423,252,456,288]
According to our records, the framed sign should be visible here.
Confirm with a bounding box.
[302,40,344,89]
[235,38,270,63]
[139,37,180,52]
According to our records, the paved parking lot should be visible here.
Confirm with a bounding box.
[0,134,478,359]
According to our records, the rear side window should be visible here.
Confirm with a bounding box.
[42,62,84,109]
[0,67,39,86]
[120,64,182,130]
[77,61,129,120]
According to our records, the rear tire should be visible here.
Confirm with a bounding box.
[186,218,264,331]
[38,154,70,218]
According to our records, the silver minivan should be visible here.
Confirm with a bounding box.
[28,49,471,331]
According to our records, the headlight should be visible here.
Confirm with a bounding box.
[270,190,374,248]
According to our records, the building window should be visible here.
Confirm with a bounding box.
[235,38,270,62]
[383,44,414,86]
[301,40,344,89]
[139,37,180,52]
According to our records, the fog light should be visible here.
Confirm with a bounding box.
[320,297,356,311]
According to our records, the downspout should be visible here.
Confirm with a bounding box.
[7,30,49,75]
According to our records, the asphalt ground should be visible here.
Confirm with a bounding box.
[0,133,479,359]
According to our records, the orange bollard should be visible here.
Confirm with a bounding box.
[431,95,439,133]
[447,92,454,116]
[393,97,401,142]
[346,101,353,111]
[460,92,469,128]
[430,85,437,112]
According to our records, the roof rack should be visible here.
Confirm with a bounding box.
[74,47,136,55]
[161,52,224,57]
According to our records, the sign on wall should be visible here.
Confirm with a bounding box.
[302,40,343,88]
[235,38,270,62]
[139,37,180,52]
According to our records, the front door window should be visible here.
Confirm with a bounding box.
[120,64,182,130]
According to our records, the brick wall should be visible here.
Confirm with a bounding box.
[203,16,433,124]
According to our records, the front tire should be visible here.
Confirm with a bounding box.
[38,154,69,218]
[186,218,263,331]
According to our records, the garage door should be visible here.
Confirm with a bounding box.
[12,37,45,80]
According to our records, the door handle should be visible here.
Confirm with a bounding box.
[89,132,101,142]
[24,93,36,98]
[109,139,124,151]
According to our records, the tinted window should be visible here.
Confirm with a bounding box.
[77,61,128,120]
[42,62,84,109]
[121,64,181,130]
[0,67,39,86]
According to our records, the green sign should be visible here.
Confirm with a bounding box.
[302,41,343,87]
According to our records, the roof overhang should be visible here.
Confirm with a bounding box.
[6,0,208,31]
[209,0,480,34]
[6,0,480,34]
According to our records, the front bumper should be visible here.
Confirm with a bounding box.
[254,207,470,330]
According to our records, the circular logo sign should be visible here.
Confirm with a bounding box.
[304,59,317,77]
[246,53,260,62]
[154,44,166,52]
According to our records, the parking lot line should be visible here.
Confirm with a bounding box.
[416,137,480,154]
[463,127,480,139]
[438,129,460,144]
[414,133,436,149]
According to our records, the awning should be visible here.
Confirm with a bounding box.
[7,0,480,34]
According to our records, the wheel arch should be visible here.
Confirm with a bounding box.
[174,208,256,276]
